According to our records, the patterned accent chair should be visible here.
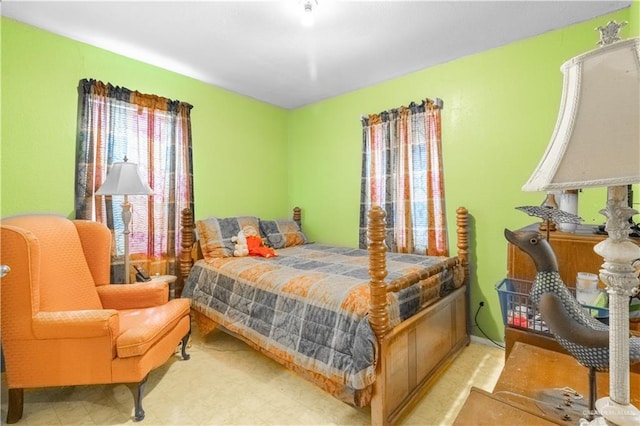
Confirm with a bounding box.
[0,215,191,423]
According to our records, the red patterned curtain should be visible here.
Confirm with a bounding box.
[75,79,194,282]
[359,98,448,256]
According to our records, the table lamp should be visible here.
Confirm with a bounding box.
[522,22,639,425]
[96,157,153,284]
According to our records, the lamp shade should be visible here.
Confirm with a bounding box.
[523,37,640,192]
[96,160,153,196]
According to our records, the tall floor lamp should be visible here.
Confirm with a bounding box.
[96,157,153,284]
[523,23,639,425]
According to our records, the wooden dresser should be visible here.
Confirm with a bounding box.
[507,224,612,286]
[504,223,640,373]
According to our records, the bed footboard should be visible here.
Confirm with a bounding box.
[367,205,470,426]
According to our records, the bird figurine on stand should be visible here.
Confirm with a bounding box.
[504,228,640,423]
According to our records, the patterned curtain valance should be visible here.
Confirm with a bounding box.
[361,98,443,127]
[78,79,193,112]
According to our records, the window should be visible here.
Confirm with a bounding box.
[359,99,448,256]
[75,79,194,282]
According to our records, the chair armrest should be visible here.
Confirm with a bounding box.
[97,282,169,310]
[32,310,119,339]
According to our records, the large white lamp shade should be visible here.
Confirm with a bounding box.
[96,160,154,196]
[523,37,640,192]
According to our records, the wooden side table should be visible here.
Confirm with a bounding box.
[455,343,640,424]
[494,343,640,423]
[150,274,177,300]
[454,387,557,425]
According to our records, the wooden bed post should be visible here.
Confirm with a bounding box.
[456,206,469,285]
[292,206,302,229]
[456,206,471,338]
[368,206,389,339]
[179,208,195,296]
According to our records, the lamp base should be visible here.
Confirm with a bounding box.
[590,397,640,426]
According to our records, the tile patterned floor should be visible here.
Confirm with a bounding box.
[1,328,505,425]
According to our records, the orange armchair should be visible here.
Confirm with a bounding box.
[0,215,191,423]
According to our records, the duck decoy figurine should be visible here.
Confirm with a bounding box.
[504,228,640,421]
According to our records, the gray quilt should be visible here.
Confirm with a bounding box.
[182,243,456,404]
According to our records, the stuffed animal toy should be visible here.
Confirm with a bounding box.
[231,230,248,257]
[242,225,277,258]
[242,225,260,238]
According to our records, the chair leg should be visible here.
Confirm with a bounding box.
[6,388,24,424]
[180,330,191,360]
[134,374,149,422]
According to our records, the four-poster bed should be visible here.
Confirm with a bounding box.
[178,206,471,425]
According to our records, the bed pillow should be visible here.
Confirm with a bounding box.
[259,219,308,249]
[196,216,260,260]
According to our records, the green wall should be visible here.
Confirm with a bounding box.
[2,6,638,343]
[287,8,637,342]
[0,18,290,221]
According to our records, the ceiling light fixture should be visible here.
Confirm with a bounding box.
[301,0,317,27]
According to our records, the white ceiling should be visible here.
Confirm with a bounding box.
[2,1,632,109]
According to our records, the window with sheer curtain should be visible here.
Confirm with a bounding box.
[359,98,448,256]
[74,79,194,283]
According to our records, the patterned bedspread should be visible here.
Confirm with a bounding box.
[181,243,457,405]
